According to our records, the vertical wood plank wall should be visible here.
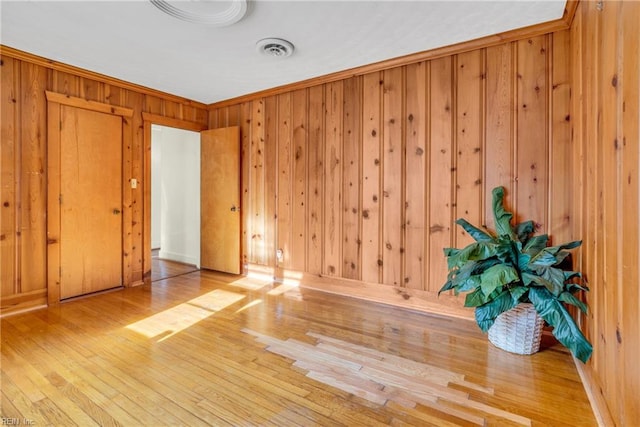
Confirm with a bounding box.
[0,51,209,312]
[570,1,640,425]
[210,32,574,294]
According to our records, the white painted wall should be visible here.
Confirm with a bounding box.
[151,125,200,267]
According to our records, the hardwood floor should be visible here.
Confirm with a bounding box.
[151,250,198,282]
[1,270,596,426]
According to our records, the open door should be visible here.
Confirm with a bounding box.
[201,126,241,274]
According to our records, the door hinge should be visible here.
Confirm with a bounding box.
[59,266,62,277]
[59,194,63,204]
[60,120,62,131]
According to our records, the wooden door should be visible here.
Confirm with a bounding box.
[201,127,241,274]
[59,106,123,298]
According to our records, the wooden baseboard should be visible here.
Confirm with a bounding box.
[1,289,48,317]
[246,264,474,321]
[573,357,615,426]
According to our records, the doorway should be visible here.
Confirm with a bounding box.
[151,124,200,281]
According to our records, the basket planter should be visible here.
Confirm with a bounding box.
[487,303,545,355]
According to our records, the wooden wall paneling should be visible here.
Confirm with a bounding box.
[454,50,484,249]
[240,101,252,267]
[144,95,163,116]
[50,70,82,98]
[599,1,622,419]
[306,87,324,275]
[361,73,383,283]
[569,2,640,424]
[277,93,292,268]
[568,0,587,339]
[208,108,220,129]
[579,0,600,373]
[127,91,144,285]
[515,36,549,228]
[381,68,404,286]
[403,62,427,291]
[324,81,343,277]
[484,44,515,229]
[1,56,19,298]
[620,2,640,423]
[162,100,181,120]
[549,31,573,245]
[428,57,454,292]
[250,99,266,265]
[596,2,618,412]
[122,101,133,288]
[264,96,278,267]
[342,77,362,280]
[103,83,122,107]
[291,89,308,271]
[45,101,61,305]
[19,62,47,293]
[79,78,105,103]
[227,105,241,127]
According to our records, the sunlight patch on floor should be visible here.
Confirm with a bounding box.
[126,289,245,341]
[234,299,263,314]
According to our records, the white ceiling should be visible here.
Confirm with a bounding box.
[0,1,567,104]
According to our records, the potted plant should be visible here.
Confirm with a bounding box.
[439,186,592,363]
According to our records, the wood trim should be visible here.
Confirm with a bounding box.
[246,264,474,321]
[45,91,134,117]
[141,113,209,284]
[573,359,616,427]
[141,112,208,132]
[209,5,579,109]
[562,0,580,28]
[2,45,207,108]
[0,289,47,316]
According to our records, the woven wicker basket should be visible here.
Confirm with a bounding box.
[488,303,544,355]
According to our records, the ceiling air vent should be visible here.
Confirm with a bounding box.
[256,38,295,58]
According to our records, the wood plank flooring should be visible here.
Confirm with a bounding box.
[151,250,198,282]
[1,270,596,426]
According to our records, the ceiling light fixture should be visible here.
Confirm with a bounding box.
[256,38,295,58]
[149,0,248,26]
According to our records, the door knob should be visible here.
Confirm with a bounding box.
[230,205,240,212]
[113,208,121,215]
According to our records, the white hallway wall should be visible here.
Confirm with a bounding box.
[151,125,200,267]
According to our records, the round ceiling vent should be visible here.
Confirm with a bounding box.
[256,38,295,58]
[149,0,247,26]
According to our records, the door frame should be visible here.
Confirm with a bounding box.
[46,91,134,305]
[141,113,207,285]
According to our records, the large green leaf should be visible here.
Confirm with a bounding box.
[455,218,494,242]
[446,242,498,268]
[509,286,529,304]
[523,234,549,256]
[530,240,582,266]
[480,264,520,297]
[558,291,588,314]
[522,272,563,296]
[515,220,535,243]
[530,265,566,295]
[464,288,484,307]
[454,275,483,294]
[529,287,593,363]
[492,187,517,240]
[474,290,516,332]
